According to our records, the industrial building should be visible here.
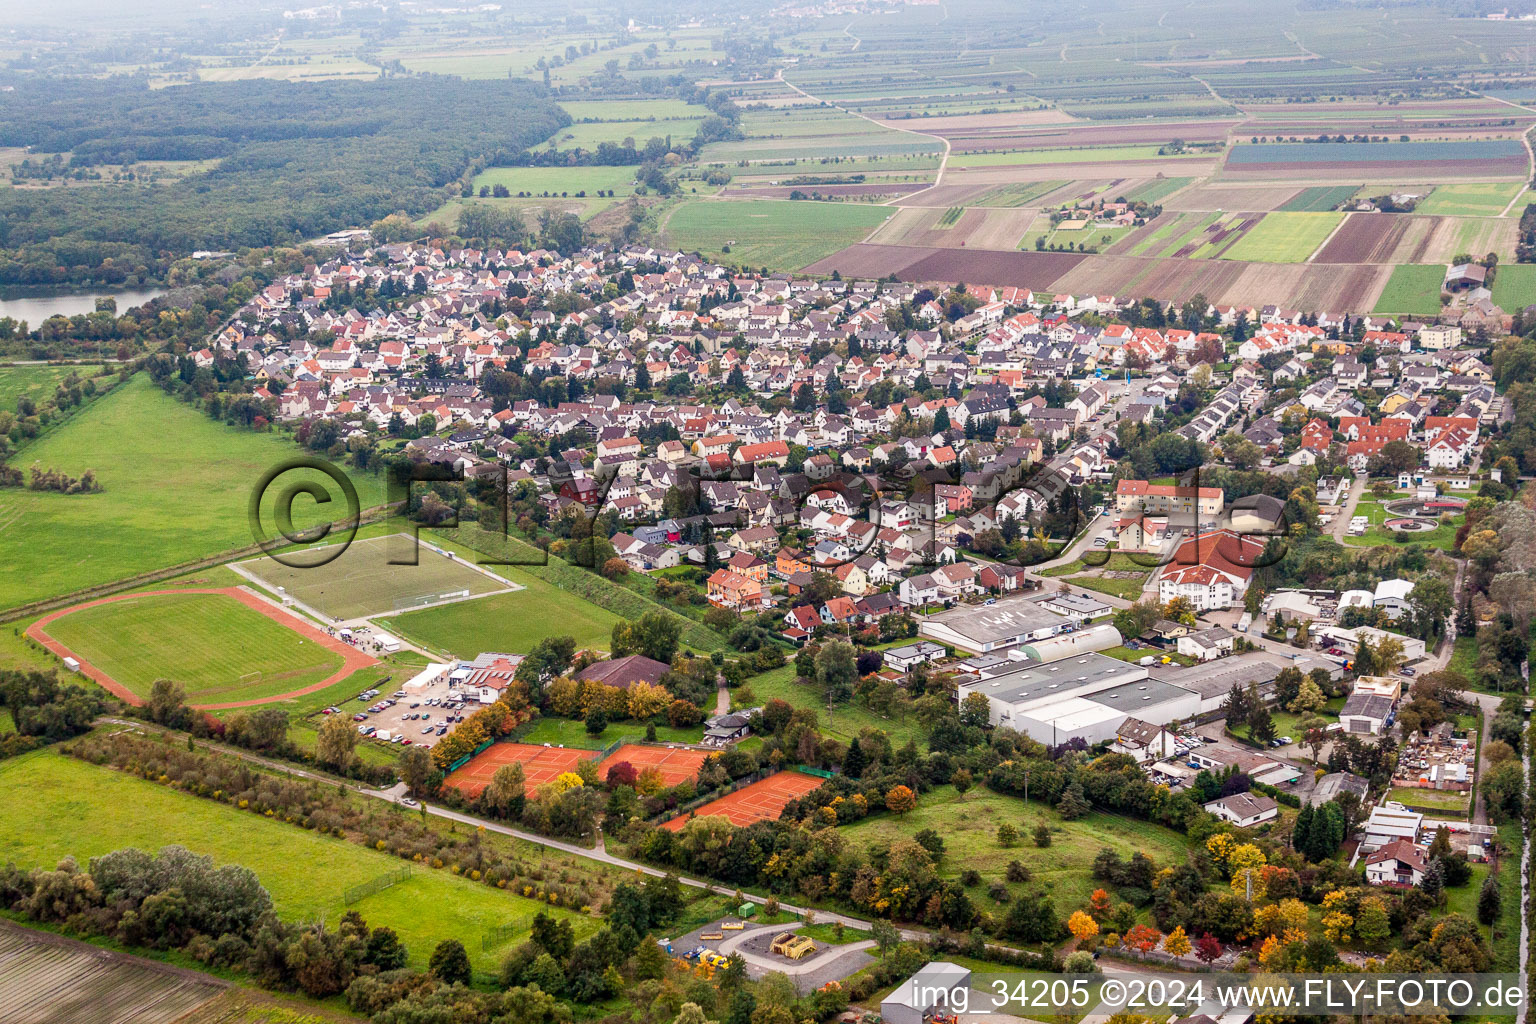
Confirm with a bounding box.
[1314,624,1427,664]
[957,653,1200,746]
[1015,622,1123,662]
[919,599,1071,653]
[881,962,972,1024]
[1153,651,1342,715]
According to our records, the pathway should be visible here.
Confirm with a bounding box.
[30,587,378,710]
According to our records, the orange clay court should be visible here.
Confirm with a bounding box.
[445,742,597,798]
[603,745,709,788]
[663,771,824,831]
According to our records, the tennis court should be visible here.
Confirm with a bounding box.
[604,745,709,788]
[662,771,825,831]
[444,742,598,798]
[232,533,516,621]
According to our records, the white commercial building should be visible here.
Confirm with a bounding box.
[958,653,1200,747]
[919,598,1071,653]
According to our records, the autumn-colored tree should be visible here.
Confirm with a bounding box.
[1162,926,1191,958]
[551,772,584,793]
[1124,924,1161,953]
[1067,911,1099,942]
[627,680,673,720]
[885,785,916,816]
[1088,888,1113,920]
[1205,833,1236,870]
[1256,934,1284,970]
[1193,932,1223,964]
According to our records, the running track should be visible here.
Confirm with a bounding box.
[26,586,378,710]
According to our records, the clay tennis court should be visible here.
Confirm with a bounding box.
[603,745,709,788]
[445,742,597,798]
[662,771,826,831]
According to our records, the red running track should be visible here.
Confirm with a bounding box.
[26,586,379,710]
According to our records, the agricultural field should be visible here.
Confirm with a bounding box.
[1492,263,1536,313]
[469,165,640,199]
[948,145,1209,168]
[1413,182,1524,216]
[1225,140,1529,178]
[1279,185,1357,212]
[0,374,388,611]
[1221,211,1344,262]
[661,199,893,270]
[840,785,1195,913]
[38,591,345,704]
[0,921,227,1024]
[0,750,595,975]
[1372,264,1448,315]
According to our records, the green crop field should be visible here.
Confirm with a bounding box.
[1492,263,1536,312]
[839,785,1197,912]
[233,533,514,620]
[381,583,622,659]
[1120,177,1194,204]
[42,592,344,703]
[544,118,705,151]
[1373,264,1447,315]
[0,374,388,611]
[0,751,594,975]
[1279,185,1356,212]
[1221,211,1344,262]
[661,199,892,270]
[1415,182,1524,216]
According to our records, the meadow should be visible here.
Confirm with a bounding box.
[1372,264,1447,316]
[839,784,1196,914]
[0,363,107,411]
[41,592,343,703]
[661,199,893,270]
[0,374,388,611]
[0,751,593,975]
[1280,185,1356,212]
[470,165,640,197]
[1221,211,1343,262]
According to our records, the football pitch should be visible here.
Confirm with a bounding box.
[232,533,519,621]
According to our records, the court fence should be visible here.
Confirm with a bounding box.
[344,865,411,905]
[644,767,776,826]
[447,737,495,774]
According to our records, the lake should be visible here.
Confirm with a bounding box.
[0,287,169,323]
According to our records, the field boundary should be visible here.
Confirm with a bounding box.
[25,586,378,709]
[344,865,412,905]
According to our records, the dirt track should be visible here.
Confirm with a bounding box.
[25,586,378,710]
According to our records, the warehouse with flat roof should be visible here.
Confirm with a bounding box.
[958,653,1200,746]
[919,599,1070,653]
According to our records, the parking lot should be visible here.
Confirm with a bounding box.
[320,672,475,751]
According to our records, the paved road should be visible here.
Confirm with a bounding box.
[1328,475,1369,543]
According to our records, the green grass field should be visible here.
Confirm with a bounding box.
[0,364,108,413]
[470,165,640,198]
[1386,786,1469,815]
[1373,264,1447,316]
[741,664,929,751]
[42,592,343,703]
[1221,211,1343,262]
[0,374,388,611]
[380,584,621,659]
[661,199,892,270]
[515,715,703,748]
[1121,177,1194,204]
[233,533,514,621]
[0,750,593,975]
[1279,185,1356,212]
[1492,263,1536,312]
[1415,182,1524,216]
[839,785,1197,913]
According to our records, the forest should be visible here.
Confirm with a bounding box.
[0,75,570,286]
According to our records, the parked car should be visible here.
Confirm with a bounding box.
[421,725,434,734]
